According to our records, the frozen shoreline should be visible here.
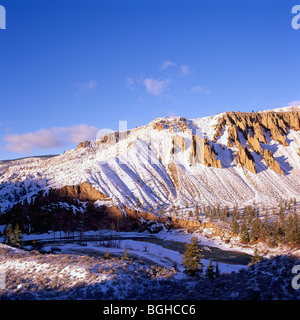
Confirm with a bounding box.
[10,228,251,274]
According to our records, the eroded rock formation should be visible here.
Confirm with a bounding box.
[236,145,256,174]
[214,110,299,148]
[189,136,222,168]
[171,135,186,153]
[263,149,284,176]
[212,110,299,173]
[247,133,263,155]
[50,181,110,201]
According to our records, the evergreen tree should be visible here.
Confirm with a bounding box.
[251,247,261,264]
[10,224,23,248]
[232,203,239,220]
[261,218,271,243]
[230,217,240,234]
[240,220,250,243]
[215,263,220,278]
[194,204,200,220]
[205,206,210,219]
[250,217,262,242]
[273,218,284,243]
[293,213,300,244]
[220,208,228,222]
[210,206,217,221]
[158,206,164,220]
[182,237,204,277]
[205,261,215,280]
[217,203,221,217]
[285,213,300,244]
[286,214,295,243]
[3,223,13,245]
[121,247,130,260]
[104,249,110,259]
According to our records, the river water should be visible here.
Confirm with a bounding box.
[126,236,252,265]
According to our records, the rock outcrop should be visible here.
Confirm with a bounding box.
[76,141,90,149]
[253,122,267,144]
[263,149,284,175]
[189,136,222,168]
[247,133,263,155]
[214,110,299,148]
[171,135,186,153]
[236,145,256,174]
[227,125,240,148]
[212,110,299,174]
[50,181,110,202]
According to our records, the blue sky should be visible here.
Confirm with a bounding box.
[0,0,299,160]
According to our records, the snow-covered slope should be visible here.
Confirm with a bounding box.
[0,107,299,212]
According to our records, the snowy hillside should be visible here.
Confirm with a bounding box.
[0,106,299,214]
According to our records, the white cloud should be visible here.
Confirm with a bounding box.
[3,124,99,153]
[143,78,170,96]
[75,80,98,94]
[288,100,300,106]
[190,86,210,94]
[179,65,191,76]
[159,61,176,71]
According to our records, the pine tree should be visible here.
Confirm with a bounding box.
[11,224,23,248]
[182,237,204,277]
[232,203,239,220]
[194,204,200,220]
[210,206,217,221]
[158,206,164,220]
[261,215,271,243]
[240,220,250,243]
[250,217,262,242]
[273,218,284,243]
[215,263,220,278]
[251,247,261,264]
[121,247,130,260]
[205,261,215,280]
[3,223,13,245]
[104,249,110,259]
[231,217,240,234]
[221,208,228,222]
[286,214,295,243]
[293,212,300,244]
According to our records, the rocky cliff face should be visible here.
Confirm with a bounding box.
[50,181,111,201]
[263,149,284,176]
[189,135,222,168]
[212,110,299,174]
[0,107,299,215]
[236,145,257,174]
[171,135,186,153]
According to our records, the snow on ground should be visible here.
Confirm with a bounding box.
[10,228,248,274]
[0,106,299,214]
